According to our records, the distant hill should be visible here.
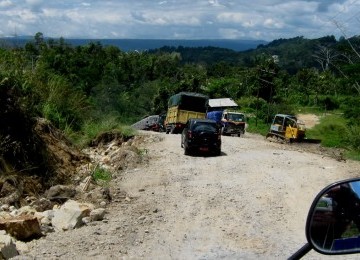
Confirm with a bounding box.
[0,37,267,52]
[148,35,360,75]
[2,34,357,75]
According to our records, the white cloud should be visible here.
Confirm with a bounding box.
[0,0,13,8]
[263,18,284,29]
[217,12,263,28]
[0,0,358,40]
[25,0,42,5]
[18,8,38,22]
[208,0,226,7]
[218,28,246,39]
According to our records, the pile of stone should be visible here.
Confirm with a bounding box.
[0,184,109,259]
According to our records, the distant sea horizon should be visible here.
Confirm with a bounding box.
[0,36,267,52]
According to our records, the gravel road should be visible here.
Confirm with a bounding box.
[17,131,360,260]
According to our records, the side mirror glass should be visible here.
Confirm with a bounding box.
[306,178,360,254]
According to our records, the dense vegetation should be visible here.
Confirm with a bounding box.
[1,32,360,157]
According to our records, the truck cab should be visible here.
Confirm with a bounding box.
[221,110,246,136]
[207,110,246,136]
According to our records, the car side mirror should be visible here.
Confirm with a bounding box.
[306,178,360,255]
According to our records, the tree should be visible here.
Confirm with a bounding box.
[254,55,280,102]
[313,45,338,71]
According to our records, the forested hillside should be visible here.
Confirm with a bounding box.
[153,35,360,75]
[1,32,360,156]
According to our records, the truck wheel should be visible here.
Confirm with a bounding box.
[215,148,221,156]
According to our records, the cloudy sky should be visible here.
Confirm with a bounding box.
[0,0,359,41]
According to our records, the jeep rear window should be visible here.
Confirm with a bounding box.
[192,122,217,132]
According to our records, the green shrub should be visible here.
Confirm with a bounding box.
[317,96,340,111]
[42,103,68,129]
[39,74,89,131]
[341,96,360,122]
[236,96,271,123]
[344,125,360,151]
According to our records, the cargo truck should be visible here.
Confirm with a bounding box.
[206,109,246,136]
[165,92,209,134]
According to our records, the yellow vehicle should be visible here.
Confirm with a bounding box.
[165,92,209,134]
[266,114,307,142]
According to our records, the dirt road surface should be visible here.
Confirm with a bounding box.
[19,131,360,260]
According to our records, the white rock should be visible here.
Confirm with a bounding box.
[51,200,94,231]
[89,208,106,221]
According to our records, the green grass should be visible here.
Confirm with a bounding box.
[246,117,269,136]
[92,166,112,186]
[345,150,360,161]
[306,113,348,148]
[305,113,360,160]
[68,116,136,147]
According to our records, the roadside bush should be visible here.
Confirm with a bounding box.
[317,96,340,111]
[344,125,360,151]
[37,74,90,131]
[341,96,360,122]
[237,96,269,122]
[287,93,308,106]
[71,116,136,147]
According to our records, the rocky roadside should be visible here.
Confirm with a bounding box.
[0,129,153,259]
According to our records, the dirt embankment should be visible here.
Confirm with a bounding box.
[16,129,360,260]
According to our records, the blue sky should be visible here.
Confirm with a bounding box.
[0,0,359,41]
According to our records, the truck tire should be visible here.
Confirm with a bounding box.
[221,127,225,136]
[165,126,170,134]
[215,148,221,156]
